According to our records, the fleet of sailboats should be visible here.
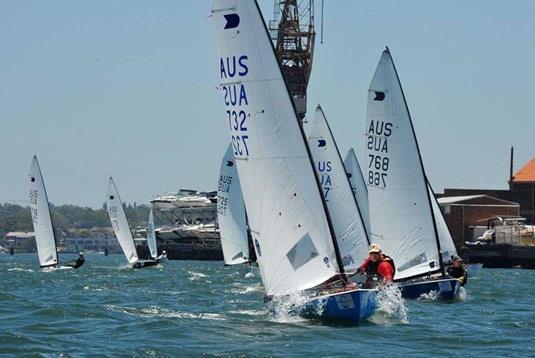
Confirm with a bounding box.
[17,0,469,325]
[212,0,378,323]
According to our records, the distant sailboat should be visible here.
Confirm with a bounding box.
[217,144,250,265]
[307,106,370,272]
[147,208,167,262]
[365,48,459,299]
[344,148,371,237]
[106,177,159,269]
[29,155,84,270]
[212,0,377,322]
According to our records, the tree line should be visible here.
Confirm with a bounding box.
[0,202,151,240]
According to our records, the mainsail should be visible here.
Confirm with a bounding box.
[217,144,250,265]
[344,148,371,239]
[365,48,442,280]
[146,208,158,259]
[212,0,341,297]
[29,155,59,267]
[307,106,370,271]
[107,177,139,264]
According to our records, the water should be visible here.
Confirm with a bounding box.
[1,254,533,357]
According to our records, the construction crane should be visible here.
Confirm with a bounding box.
[269,0,316,122]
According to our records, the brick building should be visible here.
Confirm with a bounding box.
[437,195,519,248]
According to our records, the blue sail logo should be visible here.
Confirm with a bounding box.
[317,139,326,147]
[224,14,240,29]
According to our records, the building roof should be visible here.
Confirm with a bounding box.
[5,232,35,238]
[512,157,535,183]
[437,195,485,204]
[437,195,519,206]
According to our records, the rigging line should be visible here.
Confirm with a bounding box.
[320,0,324,44]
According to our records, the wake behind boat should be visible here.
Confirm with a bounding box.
[364,48,460,299]
[212,0,377,323]
[29,155,84,270]
[106,177,162,269]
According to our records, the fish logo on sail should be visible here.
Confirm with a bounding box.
[226,160,234,167]
[224,14,240,29]
[317,139,326,147]
[109,195,114,200]
[30,176,35,182]
[373,91,385,101]
[347,172,353,178]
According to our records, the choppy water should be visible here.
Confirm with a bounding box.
[1,254,533,357]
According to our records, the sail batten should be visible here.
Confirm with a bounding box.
[307,107,370,272]
[29,156,59,267]
[107,177,139,264]
[217,144,250,265]
[212,0,340,296]
[365,49,442,280]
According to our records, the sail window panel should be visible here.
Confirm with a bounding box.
[286,233,319,271]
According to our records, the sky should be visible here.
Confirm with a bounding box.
[1,1,534,208]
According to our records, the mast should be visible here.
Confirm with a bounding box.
[256,1,346,281]
[270,0,315,123]
[386,48,446,277]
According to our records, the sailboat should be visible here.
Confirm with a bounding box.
[307,106,371,273]
[29,155,83,270]
[365,48,459,299]
[106,177,158,269]
[212,0,377,322]
[147,208,167,262]
[344,148,371,237]
[217,144,250,265]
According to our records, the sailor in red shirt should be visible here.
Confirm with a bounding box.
[358,243,395,288]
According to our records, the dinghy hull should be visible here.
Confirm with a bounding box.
[397,277,460,299]
[302,289,378,323]
[132,260,159,269]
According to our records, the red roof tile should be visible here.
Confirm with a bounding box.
[512,158,535,183]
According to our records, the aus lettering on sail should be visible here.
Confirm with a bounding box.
[317,160,332,201]
[217,174,232,216]
[367,120,393,188]
[219,54,251,158]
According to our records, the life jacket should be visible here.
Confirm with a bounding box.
[365,254,396,277]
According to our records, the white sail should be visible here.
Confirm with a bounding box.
[365,48,440,280]
[344,148,371,238]
[307,106,369,272]
[217,144,250,265]
[29,155,59,267]
[147,209,157,259]
[427,182,457,263]
[107,177,139,264]
[212,0,340,297]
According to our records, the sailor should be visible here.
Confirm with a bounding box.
[447,255,468,286]
[358,243,395,288]
[156,250,167,261]
[66,252,85,269]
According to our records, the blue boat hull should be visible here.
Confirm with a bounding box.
[302,289,378,323]
[397,278,460,300]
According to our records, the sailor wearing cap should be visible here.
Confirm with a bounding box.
[447,255,468,286]
[358,243,395,288]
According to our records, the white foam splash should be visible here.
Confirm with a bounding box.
[7,267,34,273]
[244,272,255,278]
[417,290,439,301]
[187,271,208,281]
[373,284,409,324]
[267,292,310,323]
[104,305,225,320]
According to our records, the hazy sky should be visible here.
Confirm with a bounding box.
[1,1,534,208]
